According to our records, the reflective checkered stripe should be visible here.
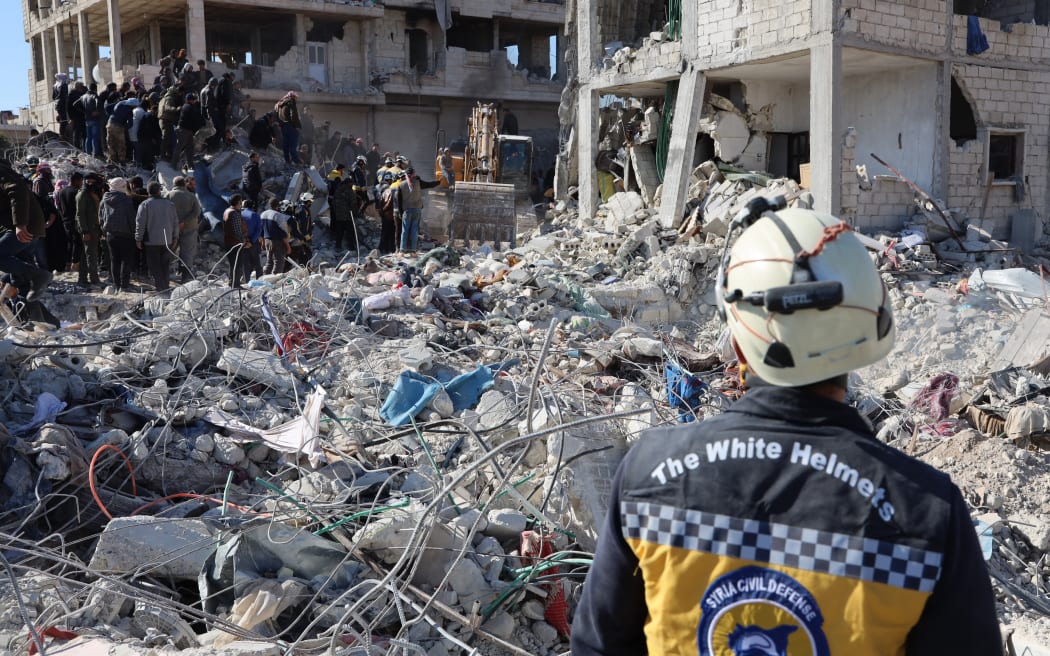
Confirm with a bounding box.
[621,501,943,593]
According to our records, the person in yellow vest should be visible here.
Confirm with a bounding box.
[571,202,1001,655]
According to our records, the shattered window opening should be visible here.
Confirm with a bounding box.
[446,16,495,52]
[407,29,429,74]
[32,35,44,82]
[950,77,978,146]
[988,131,1024,179]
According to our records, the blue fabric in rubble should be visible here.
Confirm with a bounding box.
[967,15,990,55]
[665,362,707,423]
[380,365,496,426]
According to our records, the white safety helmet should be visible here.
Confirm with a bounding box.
[299,192,315,203]
[720,207,894,387]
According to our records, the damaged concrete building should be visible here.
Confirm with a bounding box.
[21,0,566,168]
[567,0,1050,242]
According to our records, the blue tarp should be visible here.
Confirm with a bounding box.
[967,15,990,56]
[380,365,496,426]
[665,362,706,423]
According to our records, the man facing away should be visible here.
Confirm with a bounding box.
[166,175,202,283]
[134,182,179,292]
[571,205,1002,655]
[98,177,136,291]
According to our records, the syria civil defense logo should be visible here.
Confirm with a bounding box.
[697,566,830,656]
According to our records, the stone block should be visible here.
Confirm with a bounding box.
[89,517,216,580]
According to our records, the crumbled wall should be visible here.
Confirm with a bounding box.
[839,0,948,53]
[951,14,1050,65]
[373,12,411,73]
[950,64,1050,235]
[328,22,368,90]
[844,66,938,190]
[695,0,811,59]
[980,0,1038,25]
[856,177,918,230]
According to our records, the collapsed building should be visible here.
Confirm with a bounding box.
[562,0,1050,247]
[21,0,565,185]
[3,0,1050,654]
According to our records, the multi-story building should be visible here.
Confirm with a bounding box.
[568,0,1050,240]
[21,0,566,171]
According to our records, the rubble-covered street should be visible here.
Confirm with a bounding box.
[3,116,1050,655]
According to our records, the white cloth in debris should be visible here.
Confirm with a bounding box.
[13,392,67,433]
[202,386,326,460]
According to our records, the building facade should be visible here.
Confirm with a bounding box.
[569,0,1050,239]
[21,0,565,172]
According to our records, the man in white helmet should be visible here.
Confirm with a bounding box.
[571,200,1000,655]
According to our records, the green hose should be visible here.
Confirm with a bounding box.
[655,80,679,182]
[668,0,682,40]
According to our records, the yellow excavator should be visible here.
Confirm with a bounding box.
[445,103,533,248]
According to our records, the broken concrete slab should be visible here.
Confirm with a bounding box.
[88,517,217,580]
[216,348,294,391]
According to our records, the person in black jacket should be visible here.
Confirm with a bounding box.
[172,92,205,170]
[571,206,1002,655]
[98,177,136,291]
[56,171,82,271]
[240,151,262,207]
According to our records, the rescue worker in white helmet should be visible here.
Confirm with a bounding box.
[287,192,314,267]
[571,199,1001,655]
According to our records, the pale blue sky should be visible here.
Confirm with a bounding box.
[1,6,32,114]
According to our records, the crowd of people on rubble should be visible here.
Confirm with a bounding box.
[0,44,457,315]
[0,141,444,316]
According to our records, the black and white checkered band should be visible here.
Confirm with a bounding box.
[621,501,942,593]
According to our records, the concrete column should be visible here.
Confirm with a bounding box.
[577,87,599,220]
[680,0,698,60]
[295,14,307,45]
[106,0,122,82]
[41,29,55,89]
[186,0,207,63]
[575,0,599,219]
[250,28,262,66]
[659,68,707,229]
[78,11,94,84]
[809,36,843,216]
[54,25,67,79]
[935,61,951,202]
[361,22,370,88]
[576,0,596,76]
[149,21,162,63]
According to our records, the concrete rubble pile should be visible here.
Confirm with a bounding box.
[3,142,1050,653]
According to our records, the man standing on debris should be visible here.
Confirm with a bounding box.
[275,91,302,166]
[98,177,136,291]
[158,84,183,161]
[392,167,440,253]
[570,205,1002,655]
[0,159,51,301]
[376,171,398,254]
[261,198,291,274]
[366,143,382,183]
[173,92,206,170]
[288,192,314,266]
[241,199,264,281]
[75,83,104,158]
[56,171,82,272]
[135,182,179,292]
[222,193,250,288]
[437,147,455,189]
[329,166,359,252]
[241,151,263,208]
[75,173,103,287]
[167,176,202,283]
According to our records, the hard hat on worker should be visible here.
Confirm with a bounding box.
[720,207,894,387]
